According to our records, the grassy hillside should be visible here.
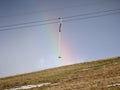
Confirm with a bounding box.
[0,57,120,90]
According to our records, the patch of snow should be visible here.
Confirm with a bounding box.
[106,82,120,87]
[6,83,51,90]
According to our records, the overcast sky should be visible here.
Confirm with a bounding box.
[0,0,120,78]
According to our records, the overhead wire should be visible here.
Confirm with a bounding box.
[0,8,120,31]
[0,18,58,28]
[1,8,120,29]
[63,11,120,22]
[62,8,120,19]
[0,21,59,31]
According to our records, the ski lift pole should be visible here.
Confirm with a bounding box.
[58,17,62,59]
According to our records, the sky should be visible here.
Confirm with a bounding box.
[0,0,120,78]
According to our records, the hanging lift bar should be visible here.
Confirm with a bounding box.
[58,17,62,59]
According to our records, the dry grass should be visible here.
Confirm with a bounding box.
[0,57,120,90]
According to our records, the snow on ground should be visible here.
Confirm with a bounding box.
[106,82,120,87]
[5,83,54,90]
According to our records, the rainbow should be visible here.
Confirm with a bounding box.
[45,23,74,66]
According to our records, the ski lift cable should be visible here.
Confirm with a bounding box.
[0,8,120,29]
[0,9,120,31]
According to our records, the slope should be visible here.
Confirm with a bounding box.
[0,57,120,90]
